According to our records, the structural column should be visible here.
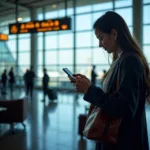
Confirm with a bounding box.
[133,0,143,48]
[30,8,38,76]
[73,0,77,73]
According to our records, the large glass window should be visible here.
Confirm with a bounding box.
[114,0,132,8]
[144,0,150,4]
[76,5,92,14]
[19,52,30,65]
[76,48,92,65]
[76,14,92,31]
[115,8,133,26]
[143,5,150,24]
[93,48,109,64]
[7,39,16,52]
[93,2,113,11]
[59,33,73,48]
[143,26,150,44]
[19,38,30,51]
[76,32,92,47]
[144,46,150,62]
[46,51,57,65]
[59,50,73,64]
[46,35,57,49]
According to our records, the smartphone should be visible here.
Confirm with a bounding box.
[62,68,76,79]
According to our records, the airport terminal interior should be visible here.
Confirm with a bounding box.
[0,0,150,149]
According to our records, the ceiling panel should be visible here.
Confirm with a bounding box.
[0,0,64,16]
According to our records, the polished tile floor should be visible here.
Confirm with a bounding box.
[0,89,150,150]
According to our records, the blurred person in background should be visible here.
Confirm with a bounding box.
[91,65,97,85]
[8,67,15,93]
[41,68,49,102]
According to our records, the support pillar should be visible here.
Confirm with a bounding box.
[133,0,143,48]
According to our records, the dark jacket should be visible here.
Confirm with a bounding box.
[84,52,149,150]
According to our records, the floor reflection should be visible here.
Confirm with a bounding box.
[0,89,149,150]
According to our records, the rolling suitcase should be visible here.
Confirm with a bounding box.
[78,114,87,138]
[47,88,57,101]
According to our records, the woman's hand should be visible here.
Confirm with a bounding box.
[73,74,91,93]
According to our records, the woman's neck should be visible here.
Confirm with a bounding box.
[116,47,123,57]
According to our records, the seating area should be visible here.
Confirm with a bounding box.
[0,96,28,133]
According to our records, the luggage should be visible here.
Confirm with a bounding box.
[47,88,57,100]
[78,114,87,138]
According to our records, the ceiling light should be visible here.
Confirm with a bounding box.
[52,4,57,9]
[17,17,22,22]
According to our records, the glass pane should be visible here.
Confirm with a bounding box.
[76,48,92,65]
[93,2,113,11]
[67,8,73,16]
[38,13,43,20]
[45,35,57,49]
[58,50,73,64]
[46,51,57,65]
[129,26,133,36]
[19,52,30,65]
[76,14,92,31]
[0,52,16,62]
[144,46,150,62]
[93,11,106,23]
[143,26,150,44]
[93,31,98,47]
[115,0,132,8]
[19,38,30,51]
[59,33,73,48]
[93,48,109,64]
[9,35,16,39]
[45,11,58,19]
[38,36,43,50]
[76,32,92,47]
[76,65,91,78]
[7,39,16,52]
[115,8,132,26]
[143,0,150,4]
[58,9,65,17]
[19,34,30,38]
[143,5,150,24]
[38,51,43,65]
[11,52,17,60]
[76,5,92,14]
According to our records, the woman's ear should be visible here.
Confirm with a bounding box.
[111,29,118,40]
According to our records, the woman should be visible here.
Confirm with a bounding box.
[69,11,150,150]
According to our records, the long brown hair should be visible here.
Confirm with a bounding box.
[93,11,150,102]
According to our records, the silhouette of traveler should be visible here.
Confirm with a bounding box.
[26,66,35,97]
[8,67,15,93]
[69,11,150,150]
[41,68,49,102]
[23,69,29,95]
[1,69,7,95]
[91,65,97,85]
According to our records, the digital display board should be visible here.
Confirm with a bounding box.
[0,34,8,41]
[9,17,71,34]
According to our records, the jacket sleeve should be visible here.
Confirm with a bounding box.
[83,56,144,118]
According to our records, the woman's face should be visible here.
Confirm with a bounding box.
[95,28,118,53]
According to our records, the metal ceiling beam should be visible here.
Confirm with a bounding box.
[0,0,29,10]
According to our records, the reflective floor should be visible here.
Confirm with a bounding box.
[0,88,150,150]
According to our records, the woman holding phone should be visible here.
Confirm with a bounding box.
[69,11,150,150]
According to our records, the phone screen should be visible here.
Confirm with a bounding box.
[63,68,76,79]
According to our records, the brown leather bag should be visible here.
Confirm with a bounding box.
[83,64,122,144]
